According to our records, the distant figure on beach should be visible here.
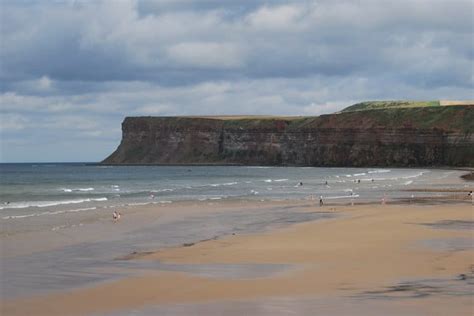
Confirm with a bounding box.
[371,179,374,182]
[357,179,361,183]
[113,211,121,222]
[325,181,328,185]
[319,196,324,207]
[299,182,303,186]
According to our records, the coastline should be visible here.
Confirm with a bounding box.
[1,195,473,315]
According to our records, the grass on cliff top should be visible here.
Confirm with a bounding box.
[312,105,473,133]
[342,100,441,112]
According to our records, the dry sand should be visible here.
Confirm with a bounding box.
[2,200,473,315]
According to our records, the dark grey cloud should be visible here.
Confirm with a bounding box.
[0,0,473,162]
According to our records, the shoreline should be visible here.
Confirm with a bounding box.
[1,198,473,315]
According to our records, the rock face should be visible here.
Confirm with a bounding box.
[103,105,474,167]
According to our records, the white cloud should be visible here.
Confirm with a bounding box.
[0,0,473,162]
[0,113,30,132]
[246,4,304,30]
[167,42,246,69]
[134,104,172,115]
[38,76,52,90]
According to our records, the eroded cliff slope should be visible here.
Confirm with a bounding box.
[103,104,474,167]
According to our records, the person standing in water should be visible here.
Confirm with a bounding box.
[319,196,324,207]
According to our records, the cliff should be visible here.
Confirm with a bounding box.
[102,104,474,167]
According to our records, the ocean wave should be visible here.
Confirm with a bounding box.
[198,196,227,201]
[2,207,97,219]
[368,169,391,174]
[60,187,95,192]
[0,198,107,210]
[150,188,174,193]
[377,171,426,182]
[208,182,238,187]
[323,194,360,200]
[274,179,288,182]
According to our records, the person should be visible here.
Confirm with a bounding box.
[299,182,303,186]
[113,211,121,222]
[319,196,324,207]
[325,181,328,185]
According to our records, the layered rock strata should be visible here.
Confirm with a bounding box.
[103,105,474,167]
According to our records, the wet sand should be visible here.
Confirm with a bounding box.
[2,198,473,315]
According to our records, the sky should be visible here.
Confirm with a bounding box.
[0,0,473,162]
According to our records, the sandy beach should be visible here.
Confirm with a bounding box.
[2,196,473,315]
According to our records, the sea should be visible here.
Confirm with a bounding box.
[0,163,470,300]
[0,163,467,222]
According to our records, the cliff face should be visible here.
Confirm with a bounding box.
[103,105,474,167]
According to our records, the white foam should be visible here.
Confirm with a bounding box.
[368,169,391,174]
[2,207,97,220]
[324,194,360,200]
[151,188,174,193]
[264,179,272,183]
[60,187,95,192]
[208,182,237,187]
[353,173,366,176]
[404,180,413,185]
[0,197,107,210]
[274,179,288,182]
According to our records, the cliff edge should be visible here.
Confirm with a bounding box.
[102,102,474,167]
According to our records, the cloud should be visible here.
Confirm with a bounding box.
[0,0,473,162]
[167,42,246,69]
[246,4,304,30]
[0,113,30,132]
